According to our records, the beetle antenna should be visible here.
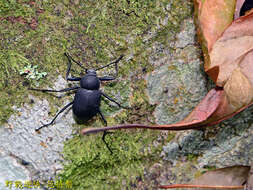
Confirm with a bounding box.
[95,55,124,71]
[64,52,88,71]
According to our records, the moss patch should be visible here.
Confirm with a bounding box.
[60,130,162,189]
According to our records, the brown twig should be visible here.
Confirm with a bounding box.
[81,123,203,135]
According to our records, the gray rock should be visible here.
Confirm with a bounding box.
[146,18,207,125]
[0,76,74,188]
[160,108,253,185]
[0,149,39,190]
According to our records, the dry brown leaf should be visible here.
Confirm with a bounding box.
[191,166,249,187]
[159,166,250,189]
[194,0,236,53]
[246,163,253,190]
[208,13,253,86]
[203,12,253,124]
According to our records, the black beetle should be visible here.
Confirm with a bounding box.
[31,53,125,139]
[240,0,253,16]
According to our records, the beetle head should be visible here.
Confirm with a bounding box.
[86,69,96,75]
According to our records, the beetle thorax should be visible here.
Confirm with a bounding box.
[80,72,100,90]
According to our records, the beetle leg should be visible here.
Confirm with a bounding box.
[98,109,107,125]
[64,53,83,81]
[102,132,113,154]
[98,109,113,154]
[35,101,74,132]
[99,76,116,81]
[101,92,130,109]
[30,86,79,93]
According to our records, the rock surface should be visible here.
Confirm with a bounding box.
[0,76,74,189]
[146,18,207,125]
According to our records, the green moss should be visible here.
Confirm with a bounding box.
[101,80,131,116]
[186,154,199,162]
[0,0,194,189]
[0,51,34,124]
[0,0,35,18]
[193,165,217,179]
[60,130,161,189]
[167,133,176,142]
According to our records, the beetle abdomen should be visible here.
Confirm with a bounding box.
[72,89,101,121]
